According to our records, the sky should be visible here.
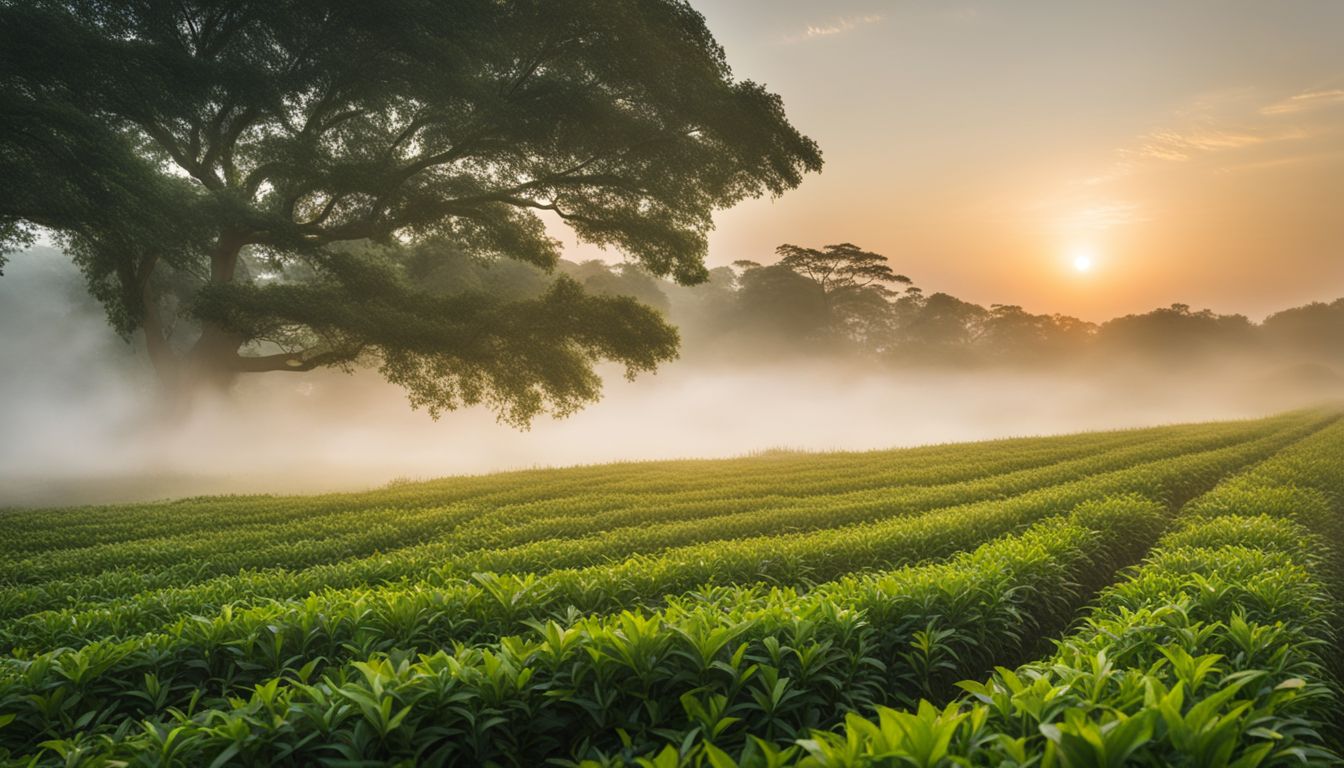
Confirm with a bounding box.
[557,0,1344,322]
[8,2,1344,500]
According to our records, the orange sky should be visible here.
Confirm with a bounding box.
[554,1,1344,322]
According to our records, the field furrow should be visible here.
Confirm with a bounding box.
[1,410,1338,767]
[740,418,1344,767]
[2,412,1315,649]
[0,417,1272,604]
[4,425,1162,559]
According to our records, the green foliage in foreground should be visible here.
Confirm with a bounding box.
[662,420,1344,768]
[0,411,1341,766]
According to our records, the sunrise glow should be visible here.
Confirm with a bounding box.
[1069,246,1097,274]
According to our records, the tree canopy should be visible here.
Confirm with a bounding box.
[0,0,822,423]
[774,242,911,297]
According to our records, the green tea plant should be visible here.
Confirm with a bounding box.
[701,420,1344,768]
[1,415,1281,623]
[1,411,1339,767]
[3,413,1312,653]
[2,496,1167,763]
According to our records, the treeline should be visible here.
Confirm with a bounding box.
[400,240,1344,369]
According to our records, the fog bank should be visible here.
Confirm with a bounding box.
[2,250,1339,507]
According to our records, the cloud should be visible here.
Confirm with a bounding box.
[783,14,883,43]
[1130,127,1270,162]
[1101,87,1327,172]
[1260,88,1344,116]
[1031,80,1344,255]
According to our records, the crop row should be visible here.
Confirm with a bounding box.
[2,413,1316,653]
[5,423,1174,559]
[13,418,1261,553]
[1,494,1170,765]
[668,419,1344,767]
[0,415,1283,618]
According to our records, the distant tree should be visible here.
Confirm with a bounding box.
[978,304,1095,362]
[665,264,739,339]
[1098,303,1255,363]
[670,247,1339,370]
[889,284,926,326]
[0,0,821,423]
[1041,313,1098,357]
[772,242,912,345]
[561,260,670,315]
[734,264,828,345]
[978,304,1041,359]
[774,243,911,299]
[1261,299,1344,361]
[892,291,988,361]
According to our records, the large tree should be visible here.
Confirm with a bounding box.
[0,0,821,424]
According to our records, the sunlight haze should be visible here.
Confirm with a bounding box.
[548,1,1344,321]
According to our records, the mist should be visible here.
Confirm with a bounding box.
[1,249,1339,508]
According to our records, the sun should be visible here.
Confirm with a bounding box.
[1068,245,1097,274]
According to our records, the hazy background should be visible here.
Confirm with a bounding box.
[5,1,1344,506]
[3,248,1338,507]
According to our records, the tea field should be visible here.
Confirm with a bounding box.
[1,410,1341,766]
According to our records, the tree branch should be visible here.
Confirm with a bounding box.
[232,348,358,372]
[135,118,223,190]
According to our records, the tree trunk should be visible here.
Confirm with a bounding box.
[138,323,240,418]
[186,322,247,390]
[185,234,249,390]
[142,234,250,409]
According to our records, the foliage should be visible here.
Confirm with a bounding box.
[1,411,1341,765]
[0,0,821,417]
[0,415,1297,641]
[741,418,1344,768]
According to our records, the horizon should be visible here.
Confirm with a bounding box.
[551,0,1344,323]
